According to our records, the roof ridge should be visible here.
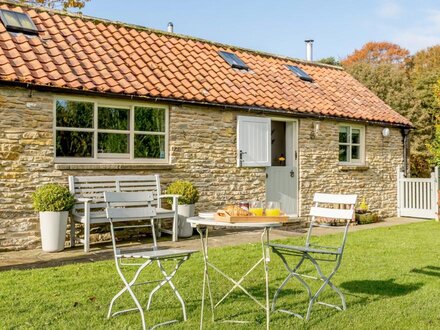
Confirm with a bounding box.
[0,0,344,71]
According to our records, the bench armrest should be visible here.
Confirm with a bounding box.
[159,194,181,199]
[158,194,180,211]
[76,197,93,203]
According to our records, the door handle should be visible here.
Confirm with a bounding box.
[290,170,295,178]
[239,150,247,166]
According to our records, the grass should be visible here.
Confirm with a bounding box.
[1,221,440,329]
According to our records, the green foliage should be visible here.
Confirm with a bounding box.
[19,0,89,10]
[32,183,74,212]
[358,197,369,213]
[426,124,440,167]
[317,57,341,66]
[165,180,199,205]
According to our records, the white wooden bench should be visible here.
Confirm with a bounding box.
[68,175,179,252]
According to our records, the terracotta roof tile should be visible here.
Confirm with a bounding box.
[0,2,411,126]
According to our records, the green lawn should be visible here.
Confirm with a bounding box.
[1,221,440,329]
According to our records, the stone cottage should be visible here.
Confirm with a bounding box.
[0,2,411,250]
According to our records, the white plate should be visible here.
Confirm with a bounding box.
[199,212,216,219]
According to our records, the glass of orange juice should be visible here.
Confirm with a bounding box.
[265,201,281,216]
[249,201,264,216]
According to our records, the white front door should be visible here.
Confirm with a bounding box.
[266,120,298,216]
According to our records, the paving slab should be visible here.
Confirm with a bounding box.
[0,217,428,272]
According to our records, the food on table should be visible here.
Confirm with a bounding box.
[223,204,252,216]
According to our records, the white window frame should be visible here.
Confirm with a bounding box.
[53,95,169,164]
[338,124,365,165]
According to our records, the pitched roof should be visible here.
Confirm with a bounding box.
[0,1,411,127]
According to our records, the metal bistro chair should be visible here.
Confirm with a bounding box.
[270,193,357,321]
[104,191,195,330]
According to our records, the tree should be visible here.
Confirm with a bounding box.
[18,0,89,9]
[317,57,341,66]
[342,41,410,66]
[409,46,440,175]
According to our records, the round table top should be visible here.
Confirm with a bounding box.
[187,216,283,228]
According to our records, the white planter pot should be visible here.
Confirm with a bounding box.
[39,211,68,252]
[177,204,195,238]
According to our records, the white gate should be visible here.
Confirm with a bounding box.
[397,166,438,219]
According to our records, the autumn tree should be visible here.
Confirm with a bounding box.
[342,41,410,66]
[18,0,89,10]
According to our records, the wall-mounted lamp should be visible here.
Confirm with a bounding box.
[310,121,320,139]
[382,127,390,137]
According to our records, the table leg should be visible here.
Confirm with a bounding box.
[197,226,215,330]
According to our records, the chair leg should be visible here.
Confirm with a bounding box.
[272,251,310,313]
[147,257,189,321]
[108,260,152,330]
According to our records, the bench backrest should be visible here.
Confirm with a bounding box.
[68,175,162,217]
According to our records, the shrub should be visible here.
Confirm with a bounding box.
[32,183,75,212]
[165,180,199,205]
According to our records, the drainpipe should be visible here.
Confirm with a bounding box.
[402,128,410,177]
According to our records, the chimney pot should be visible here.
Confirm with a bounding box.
[305,39,314,61]
[167,22,174,33]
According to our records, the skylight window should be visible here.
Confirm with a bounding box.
[286,65,313,82]
[218,51,249,70]
[0,9,38,35]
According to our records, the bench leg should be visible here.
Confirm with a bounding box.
[172,213,178,242]
[84,221,90,253]
[70,217,76,248]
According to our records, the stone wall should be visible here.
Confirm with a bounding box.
[0,86,404,250]
[298,118,403,217]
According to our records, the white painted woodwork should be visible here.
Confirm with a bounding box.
[266,167,297,215]
[265,120,298,215]
[397,166,438,219]
[313,193,358,205]
[309,206,354,220]
[237,116,271,167]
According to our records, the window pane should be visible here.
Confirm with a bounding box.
[56,131,93,157]
[135,107,165,132]
[17,13,34,29]
[352,129,360,144]
[339,126,349,143]
[56,100,93,128]
[352,146,360,160]
[134,135,165,159]
[98,133,129,154]
[339,145,348,162]
[4,11,20,27]
[98,107,129,130]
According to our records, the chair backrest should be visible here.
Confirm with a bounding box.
[104,191,158,253]
[306,193,357,252]
[69,175,161,218]
[104,191,156,220]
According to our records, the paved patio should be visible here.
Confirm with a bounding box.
[0,217,427,271]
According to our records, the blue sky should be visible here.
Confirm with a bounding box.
[81,0,440,60]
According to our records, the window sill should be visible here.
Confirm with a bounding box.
[54,163,175,170]
[338,163,370,172]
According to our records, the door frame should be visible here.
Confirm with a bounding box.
[267,117,299,217]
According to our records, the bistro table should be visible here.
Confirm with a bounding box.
[188,217,283,330]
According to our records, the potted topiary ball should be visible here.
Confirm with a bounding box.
[32,183,75,252]
[165,180,199,238]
